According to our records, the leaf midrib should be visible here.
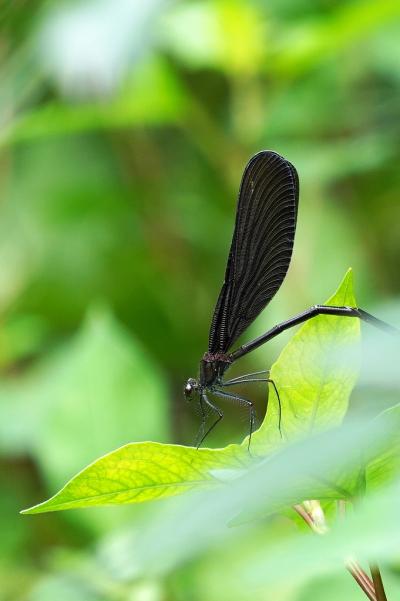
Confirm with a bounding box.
[25,477,219,513]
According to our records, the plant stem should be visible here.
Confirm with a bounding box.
[293,504,314,528]
[346,559,376,601]
[293,503,383,600]
[370,564,388,601]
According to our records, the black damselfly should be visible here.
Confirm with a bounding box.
[184,151,398,447]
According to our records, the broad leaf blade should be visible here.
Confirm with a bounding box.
[251,269,360,452]
[21,442,248,514]
[22,270,366,515]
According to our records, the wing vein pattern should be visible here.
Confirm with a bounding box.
[208,150,299,354]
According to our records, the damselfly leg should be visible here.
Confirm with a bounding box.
[195,393,224,449]
[221,373,282,435]
[212,388,256,450]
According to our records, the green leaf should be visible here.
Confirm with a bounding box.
[250,268,360,453]
[21,442,249,514]
[81,412,400,583]
[21,270,365,515]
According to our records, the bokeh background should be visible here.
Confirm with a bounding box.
[1,1,400,599]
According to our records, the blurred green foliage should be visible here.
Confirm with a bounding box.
[1,0,400,599]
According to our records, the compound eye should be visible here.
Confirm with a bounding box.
[184,379,198,400]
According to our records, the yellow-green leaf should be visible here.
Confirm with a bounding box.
[21,442,249,514]
[250,269,361,453]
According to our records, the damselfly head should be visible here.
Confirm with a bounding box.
[184,378,198,401]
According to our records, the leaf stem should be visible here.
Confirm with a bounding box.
[370,563,388,601]
[293,504,314,529]
[293,503,382,600]
[346,559,376,601]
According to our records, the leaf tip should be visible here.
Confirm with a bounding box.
[20,499,52,515]
[327,268,356,307]
[20,506,39,516]
[345,266,353,280]
[20,507,34,515]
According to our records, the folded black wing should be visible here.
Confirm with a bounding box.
[208,151,299,354]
